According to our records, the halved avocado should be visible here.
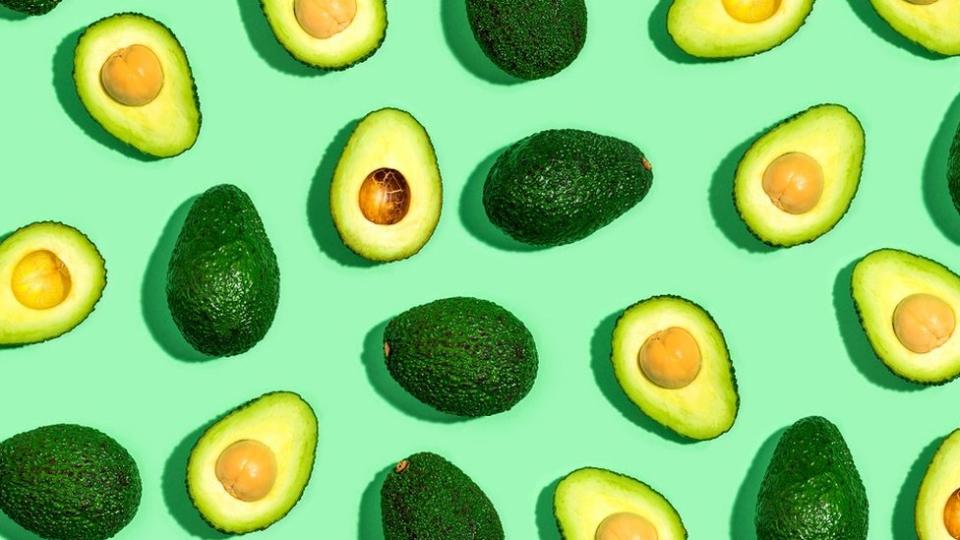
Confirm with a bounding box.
[852,249,960,384]
[734,104,864,247]
[554,468,687,540]
[330,108,442,262]
[0,0,61,15]
[74,13,201,158]
[187,391,318,534]
[870,0,960,56]
[917,429,960,539]
[667,0,814,59]
[611,295,738,440]
[261,0,386,69]
[0,222,105,346]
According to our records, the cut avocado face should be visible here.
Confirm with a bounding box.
[187,391,317,534]
[734,104,864,247]
[554,468,687,540]
[917,429,960,539]
[0,0,61,15]
[74,13,201,158]
[0,222,105,346]
[330,108,442,262]
[870,0,960,56]
[611,295,738,440]
[667,0,814,59]
[852,249,960,384]
[261,0,387,69]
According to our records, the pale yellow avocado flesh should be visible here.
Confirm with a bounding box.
[916,429,960,539]
[871,0,960,55]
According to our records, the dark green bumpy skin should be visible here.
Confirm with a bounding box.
[0,0,60,15]
[167,184,280,357]
[947,122,960,214]
[381,452,504,540]
[0,424,141,540]
[384,297,538,417]
[466,0,587,80]
[484,129,653,247]
[756,416,868,540]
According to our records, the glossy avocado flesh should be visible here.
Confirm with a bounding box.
[0,222,106,346]
[554,468,687,540]
[0,0,60,15]
[917,429,960,539]
[734,104,863,247]
[756,416,868,540]
[261,0,386,69]
[852,249,960,384]
[611,295,738,440]
[187,392,318,534]
[871,0,960,56]
[74,13,201,158]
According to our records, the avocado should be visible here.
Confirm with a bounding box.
[917,429,960,539]
[0,424,141,540]
[384,296,538,417]
[0,221,106,346]
[0,0,60,15]
[611,295,738,440]
[851,248,960,384]
[187,391,318,534]
[756,416,868,540]
[870,0,960,56]
[381,452,504,540]
[948,120,960,210]
[466,0,586,80]
[74,13,201,158]
[734,104,864,247]
[483,129,653,247]
[260,0,387,70]
[667,0,814,59]
[330,108,442,262]
[167,184,280,357]
[554,467,687,540]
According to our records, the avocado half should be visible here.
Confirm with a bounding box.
[917,429,960,539]
[0,0,61,15]
[0,222,105,346]
[554,468,686,540]
[187,391,318,534]
[74,13,201,158]
[667,0,815,59]
[870,0,960,56]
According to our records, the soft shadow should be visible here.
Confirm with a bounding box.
[357,465,390,540]
[846,0,941,59]
[163,424,229,539]
[235,0,323,77]
[0,514,41,540]
[832,261,920,392]
[361,319,465,423]
[142,197,212,362]
[591,312,693,444]
[459,148,541,252]
[53,29,155,161]
[648,0,711,64]
[729,428,785,539]
[923,93,960,244]
[439,0,520,85]
[709,133,776,253]
[892,436,940,539]
[536,478,562,540]
[0,5,28,19]
[306,118,377,267]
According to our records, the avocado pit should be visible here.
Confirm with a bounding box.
[215,439,278,502]
[638,327,702,389]
[295,0,357,39]
[722,0,781,23]
[945,488,960,538]
[12,250,72,310]
[893,293,956,354]
[595,512,659,540]
[359,168,411,225]
[100,44,164,107]
[762,151,824,214]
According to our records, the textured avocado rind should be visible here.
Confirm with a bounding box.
[0,0,61,15]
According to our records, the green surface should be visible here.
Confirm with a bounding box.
[0,1,959,538]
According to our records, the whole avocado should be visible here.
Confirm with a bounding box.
[384,297,538,417]
[948,123,960,214]
[167,184,280,357]
[0,0,61,15]
[484,129,653,247]
[381,452,504,540]
[756,416,868,540]
[0,424,141,540]
[466,0,587,80]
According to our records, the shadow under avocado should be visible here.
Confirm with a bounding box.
[647,0,713,64]
[892,436,940,539]
[923,93,960,244]
[590,312,694,445]
[0,5,28,20]
[235,0,324,77]
[0,514,42,540]
[832,260,921,392]
[729,427,784,539]
[357,465,391,540]
[52,29,155,161]
[141,197,213,363]
[163,424,230,539]
[845,0,941,60]
[439,0,520,85]
[361,319,465,423]
[709,133,776,254]
[535,477,562,540]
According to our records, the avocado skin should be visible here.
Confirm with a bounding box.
[483,129,652,247]
[756,416,868,540]
[466,0,586,80]
[384,297,538,417]
[0,424,141,540]
[167,184,280,357]
[381,452,504,540]
[0,0,60,15]
[948,124,960,214]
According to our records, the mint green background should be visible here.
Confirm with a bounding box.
[0,1,958,538]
